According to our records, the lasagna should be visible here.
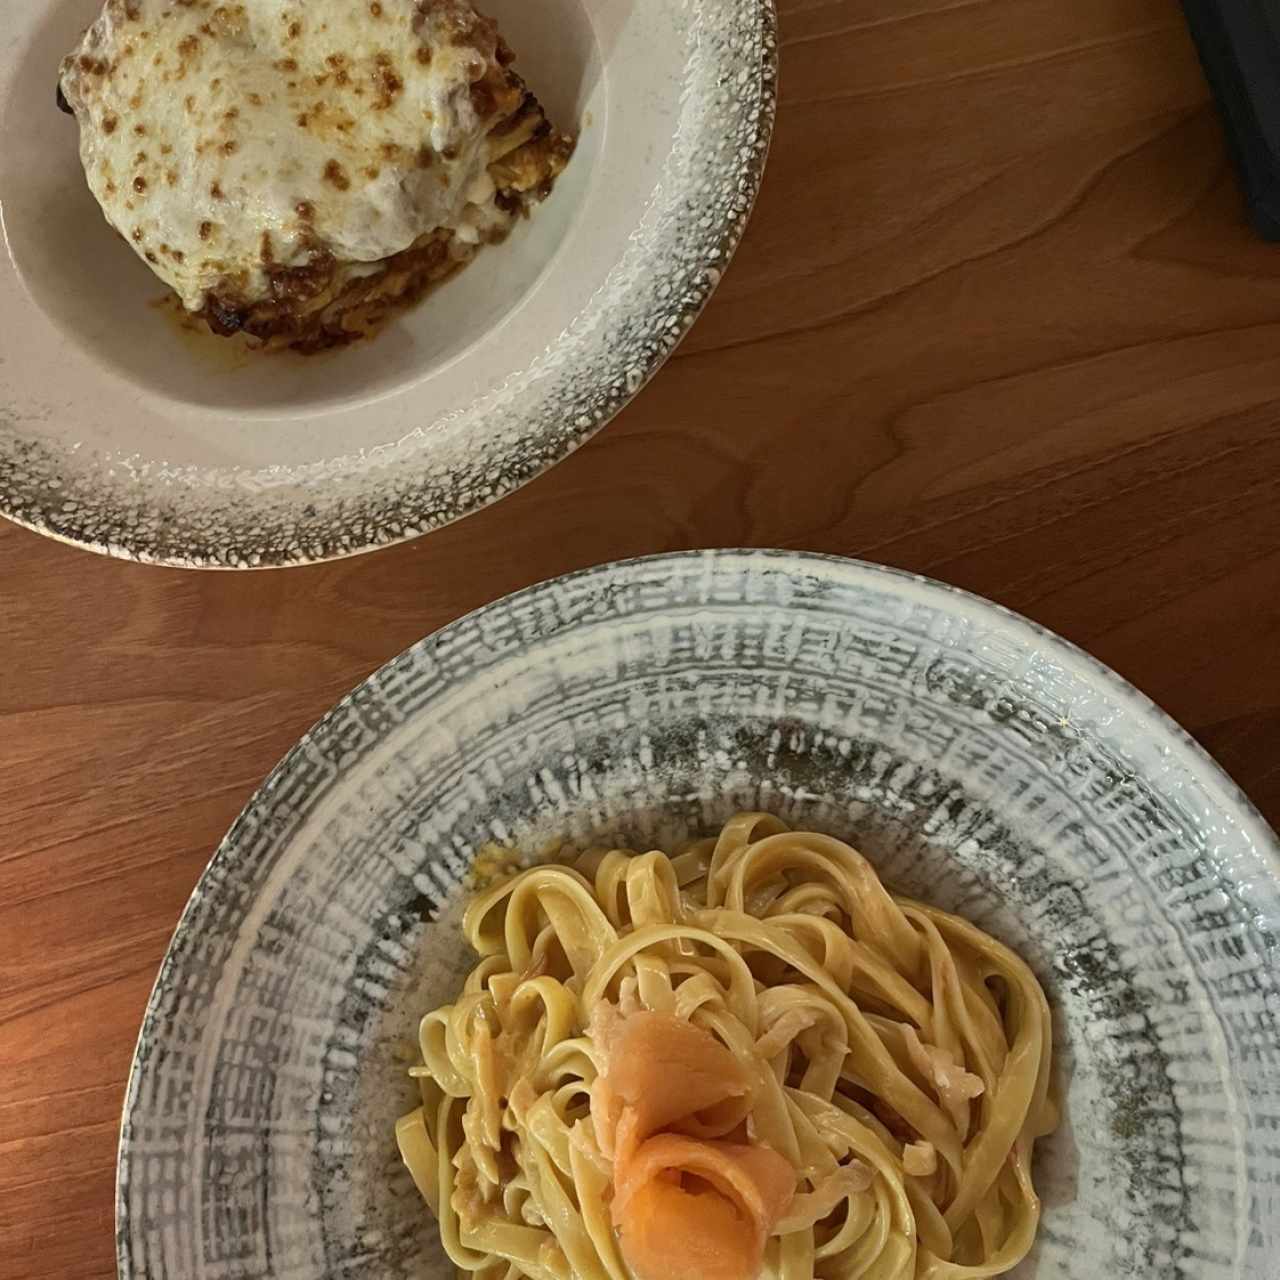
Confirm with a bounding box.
[58,0,573,350]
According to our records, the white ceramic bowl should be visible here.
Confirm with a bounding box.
[116,551,1280,1280]
[0,0,776,566]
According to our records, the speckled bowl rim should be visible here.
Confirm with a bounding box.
[115,548,1280,1279]
[1,0,777,570]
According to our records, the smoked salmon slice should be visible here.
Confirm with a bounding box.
[604,1010,751,1141]
[614,1142,794,1280]
[591,1010,795,1280]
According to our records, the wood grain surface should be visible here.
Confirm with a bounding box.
[4,1,1280,1276]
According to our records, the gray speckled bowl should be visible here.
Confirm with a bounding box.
[117,550,1280,1279]
[0,0,775,567]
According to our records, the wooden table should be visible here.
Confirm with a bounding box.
[3,2,1279,1275]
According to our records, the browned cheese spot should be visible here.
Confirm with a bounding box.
[322,52,349,87]
[373,52,403,108]
[212,5,249,38]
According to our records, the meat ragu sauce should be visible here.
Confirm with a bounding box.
[202,235,452,351]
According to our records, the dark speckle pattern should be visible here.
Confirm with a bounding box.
[116,551,1280,1278]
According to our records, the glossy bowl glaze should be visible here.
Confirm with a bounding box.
[117,551,1280,1278]
[0,0,775,566]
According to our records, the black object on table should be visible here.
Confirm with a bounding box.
[1181,1,1280,239]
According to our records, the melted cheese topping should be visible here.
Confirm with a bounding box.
[60,0,512,310]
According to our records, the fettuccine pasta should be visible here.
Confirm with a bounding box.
[396,814,1056,1280]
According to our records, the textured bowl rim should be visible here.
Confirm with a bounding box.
[1,0,779,570]
[113,548,1280,1276]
